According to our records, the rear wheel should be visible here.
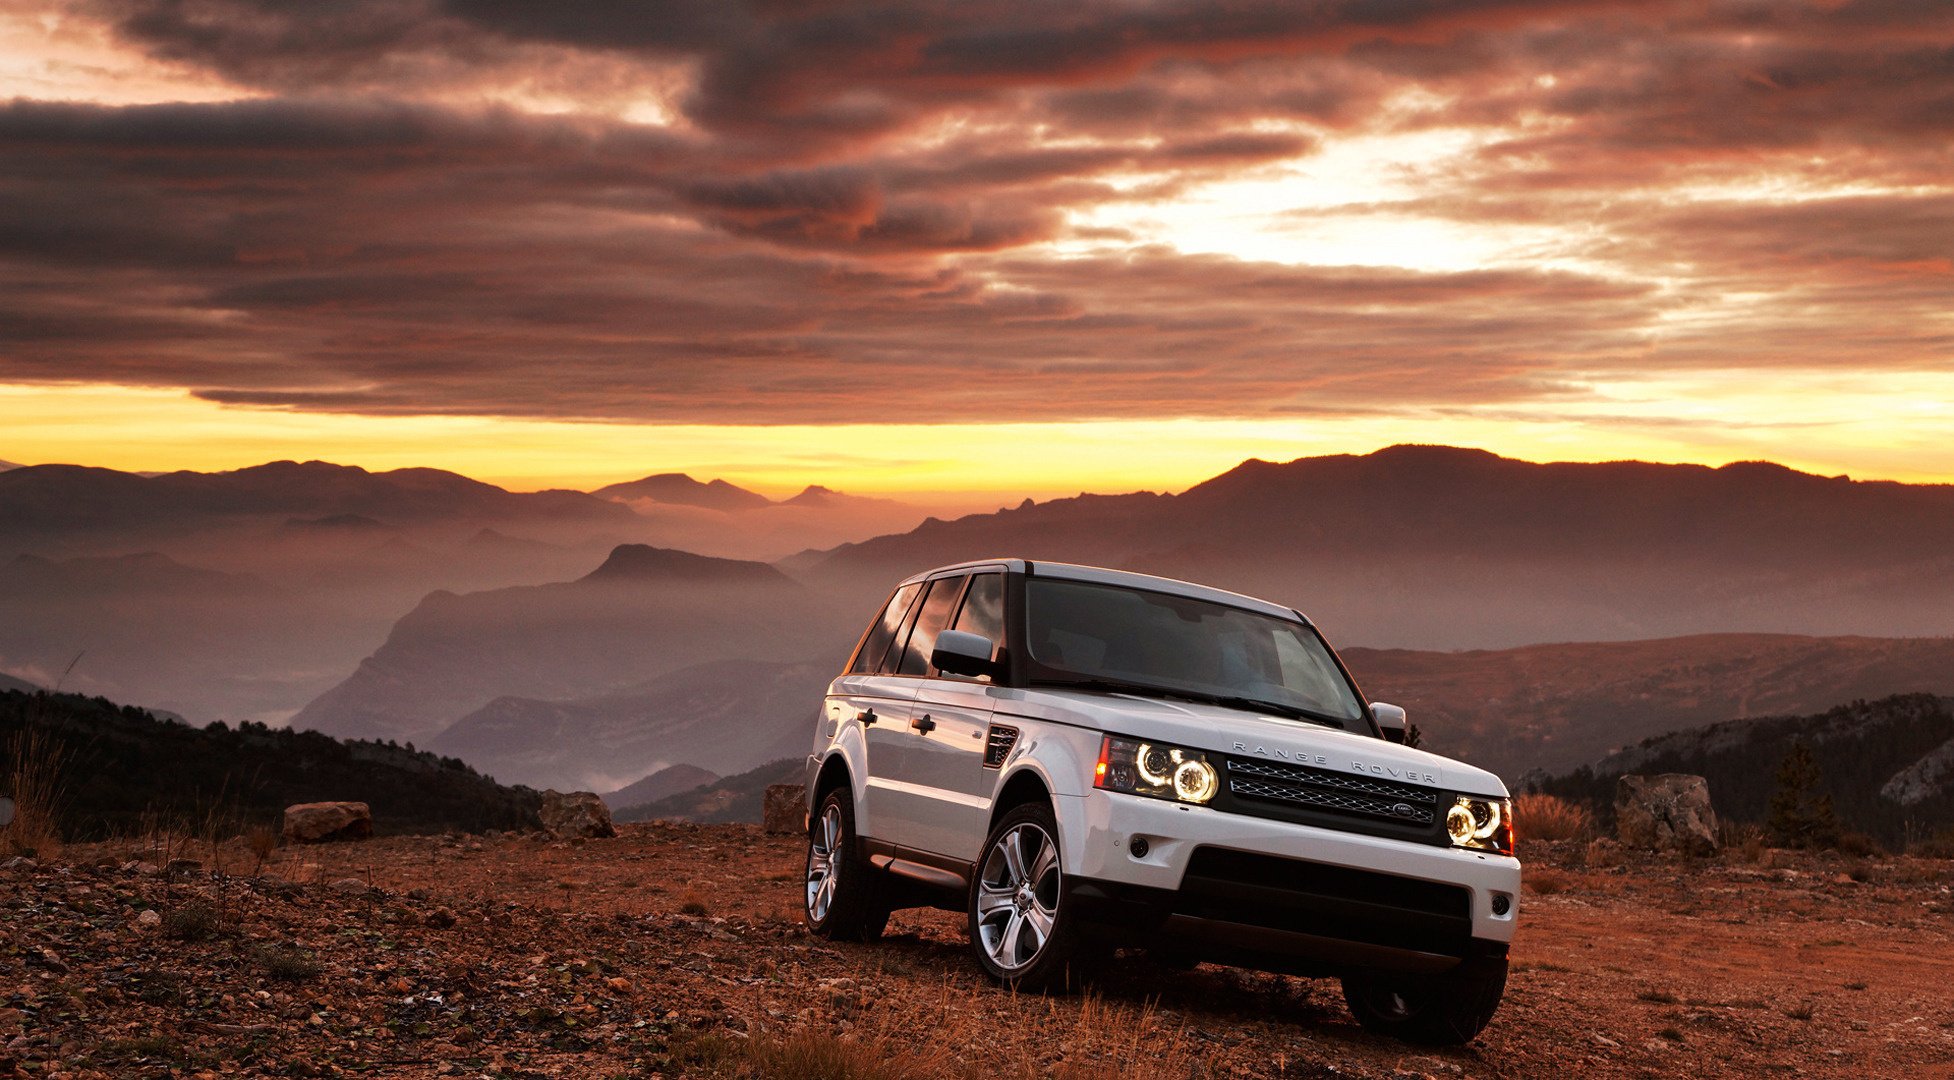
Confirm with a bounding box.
[967,802,1087,991]
[1340,959,1508,1045]
[803,787,889,941]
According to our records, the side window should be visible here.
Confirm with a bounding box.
[896,575,966,676]
[952,573,1004,645]
[849,583,920,674]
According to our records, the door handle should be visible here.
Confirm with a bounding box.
[857,708,877,726]
[910,713,936,734]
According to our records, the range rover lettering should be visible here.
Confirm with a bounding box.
[802,560,1519,1045]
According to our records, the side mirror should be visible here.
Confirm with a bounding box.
[932,630,998,679]
[1371,702,1408,744]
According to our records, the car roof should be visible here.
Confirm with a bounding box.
[897,558,1307,623]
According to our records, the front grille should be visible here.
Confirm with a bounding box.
[1224,757,1438,826]
[984,724,1019,768]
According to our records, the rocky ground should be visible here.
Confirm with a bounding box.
[3,826,1952,1079]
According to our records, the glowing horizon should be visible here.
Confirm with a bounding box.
[5,382,1949,502]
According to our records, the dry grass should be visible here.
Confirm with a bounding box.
[4,727,70,859]
[1721,821,1768,864]
[1526,869,1572,895]
[1515,792,1595,842]
[244,825,280,875]
[1909,827,1954,860]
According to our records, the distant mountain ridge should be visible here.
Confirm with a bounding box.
[593,473,773,511]
[1346,633,1954,776]
[600,764,720,811]
[614,757,804,825]
[0,459,634,538]
[425,658,828,791]
[291,544,853,746]
[796,445,1954,648]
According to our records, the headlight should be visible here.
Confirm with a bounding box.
[1446,795,1513,854]
[1095,736,1218,805]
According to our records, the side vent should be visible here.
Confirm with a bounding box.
[984,724,1020,769]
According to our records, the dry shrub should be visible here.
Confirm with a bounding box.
[1513,793,1594,843]
[244,825,280,875]
[1525,869,1571,896]
[254,944,323,982]
[4,728,70,858]
[745,1029,947,1080]
[1834,831,1883,858]
[1909,827,1954,860]
[161,899,225,942]
[1721,821,1767,864]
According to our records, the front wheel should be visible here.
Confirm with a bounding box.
[1340,959,1508,1045]
[803,788,889,941]
[966,802,1087,991]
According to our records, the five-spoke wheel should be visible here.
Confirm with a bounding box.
[967,802,1084,989]
[803,786,889,941]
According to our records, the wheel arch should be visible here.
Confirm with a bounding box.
[988,765,1055,833]
[812,752,854,820]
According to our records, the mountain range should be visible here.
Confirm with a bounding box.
[10,444,1954,806]
[1352,633,1954,776]
[290,545,852,751]
[795,445,1954,648]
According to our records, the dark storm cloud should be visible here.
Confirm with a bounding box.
[3,0,1948,423]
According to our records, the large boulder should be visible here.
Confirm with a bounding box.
[541,790,616,839]
[1615,774,1719,856]
[282,802,373,844]
[763,784,806,835]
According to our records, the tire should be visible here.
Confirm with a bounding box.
[803,787,890,942]
[1340,958,1508,1046]
[967,802,1087,991]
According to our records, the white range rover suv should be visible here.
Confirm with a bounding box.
[802,559,1519,1045]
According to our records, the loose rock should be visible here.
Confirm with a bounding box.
[283,801,374,844]
[539,790,616,839]
[1615,773,1719,855]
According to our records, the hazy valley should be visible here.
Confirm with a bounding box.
[7,445,1954,798]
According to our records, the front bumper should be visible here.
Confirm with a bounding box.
[1055,789,1520,970]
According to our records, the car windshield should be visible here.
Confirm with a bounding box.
[1023,577,1365,725]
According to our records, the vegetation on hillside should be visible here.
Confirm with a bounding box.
[0,689,540,843]
[1533,694,1954,850]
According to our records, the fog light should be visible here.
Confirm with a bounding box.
[1491,893,1511,916]
[1129,836,1150,859]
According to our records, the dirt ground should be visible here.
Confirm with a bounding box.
[5,824,1952,1079]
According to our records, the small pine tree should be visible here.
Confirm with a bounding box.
[1767,741,1839,849]
[1404,723,1424,749]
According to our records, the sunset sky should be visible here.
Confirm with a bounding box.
[2,0,1950,497]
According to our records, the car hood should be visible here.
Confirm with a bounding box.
[992,687,1509,798]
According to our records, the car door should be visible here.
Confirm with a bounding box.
[829,581,922,845]
[864,572,969,848]
[903,569,1007,862]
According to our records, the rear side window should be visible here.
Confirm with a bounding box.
[952,573,1004,645]
[849,583,920,674]
[896,575,966,676]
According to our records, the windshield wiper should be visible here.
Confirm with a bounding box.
[1204,695,1346,729]
[1034,678,1345,729]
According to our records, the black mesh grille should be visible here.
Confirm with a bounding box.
[1179,847,1473,956]
[984,724,1019,768]
[1224,757,1438,826]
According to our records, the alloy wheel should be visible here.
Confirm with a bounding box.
[805,803,842,921]
[975,822,1061,971]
